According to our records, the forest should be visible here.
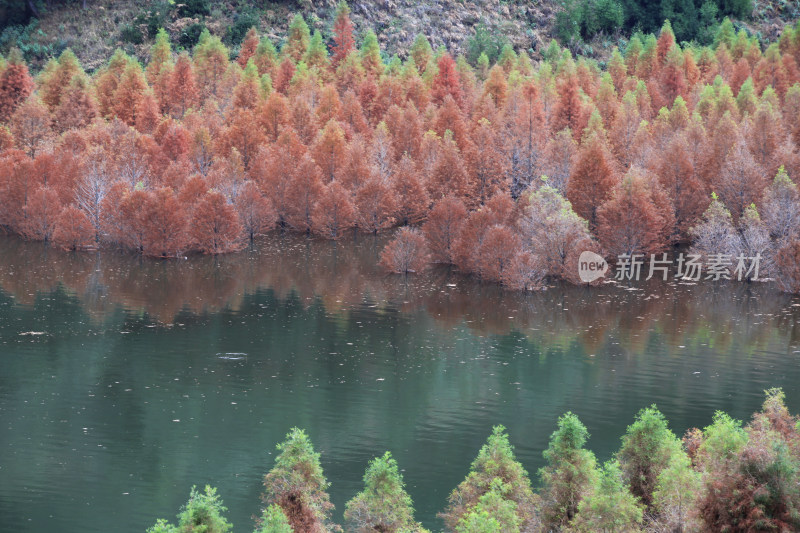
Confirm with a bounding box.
[145,388,800,533]
[1,4,800,291]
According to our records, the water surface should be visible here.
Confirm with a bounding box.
[1,234,799,532]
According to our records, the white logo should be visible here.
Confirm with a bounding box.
[578,251,608,283]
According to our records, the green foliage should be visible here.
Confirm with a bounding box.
[146,519,178,533]
[344,451,422,532]
[698,411,748,470]
[573,460,644,532]
[441,426,538,531]
[227,10,260,46]
[456,479,521,533]
[410,33,433,71]
[178,0,211,18]
[539,412,598,530]
[466,22,506,65]
[254,505,293,533]
[0,20,64,62]
[132,1,172,40]
[652,451,702,532]
[557,0,624,43]
[178,22,206,50]
[617,405,683,508]
[176,486,232,533]
[119,23,144,45]
[262,427,336,533]
[147,486,231,533]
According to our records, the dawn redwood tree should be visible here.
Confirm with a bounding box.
[10,96,51,158]
[94,49,129,118]
[537,129,576,194]
[40,48,83,112]
[53,75,97,133]
[428,135,469,204]
[110,187,149,252]
[237,28,260,68]
[566,132,618,230]
[285,153,324,233]
[431,53,463,108]
[538,412,598,531]
[113,61,148,126]
[233,60,260,111]
[690,193,741,267]
[52,205,95,251]
[466,119,508,205]
[355,177,396,233]
[255,505,293,533]
[0,49,33,123]
[699,390,800,531]
[235,181,275,241]
[313,120,348,182]
[762,166,800,244]
[147,485,232,533]
[570,460,644,532]
[475,224,521,283]
[618,406,683,510]
[220,109,264,170]
[652,133,708,242]
[134,90,161,134]
[331,1,355,67]
[552,67,585,137]
[312,181,356,239]
[651,447,702,533]
[391,154,429,226]
[422,195,467,264]
[21,186,61,242]
[596,167,671,258]
[0,149,32,231]
[380,227,429,274]
[284,14,311,64]
[775,237,800,293]
[455,478,523,533]
[273,57,296,95]
[440,426,539,532]
[191,191,244,254]
[253,131,304,226]
[75,146,111,241]
[194,31,230,102]
[168,53,199,118]
[344,451,423,532]
[262,428,339,533]
[142,187,188,257]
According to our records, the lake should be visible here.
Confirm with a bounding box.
[0,233,799,532]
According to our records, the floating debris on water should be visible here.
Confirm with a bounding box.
[216,353,247,360]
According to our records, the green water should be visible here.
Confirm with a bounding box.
[0,234,799,532]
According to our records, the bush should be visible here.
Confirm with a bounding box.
[557,0,624,43]
[0,20,63,62]
[177,0,211,18]
[119,23,144,45]
[132,1,172,40]
[178,22,206,50]
[226,9,260,46]
[466,22,506,65]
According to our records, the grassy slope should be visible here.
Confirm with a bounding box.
[4,0,799,72]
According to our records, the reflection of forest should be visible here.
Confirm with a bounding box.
[1,234,800,353]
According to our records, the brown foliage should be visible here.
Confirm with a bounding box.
[380,227,429,273]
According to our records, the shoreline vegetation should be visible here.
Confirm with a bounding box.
[146,388,800,533]
[1,5,800,292]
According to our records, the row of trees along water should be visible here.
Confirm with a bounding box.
[2,5,800,290]
[145,388,800,533]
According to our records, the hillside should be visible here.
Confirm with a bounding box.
[1,0,797,72]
